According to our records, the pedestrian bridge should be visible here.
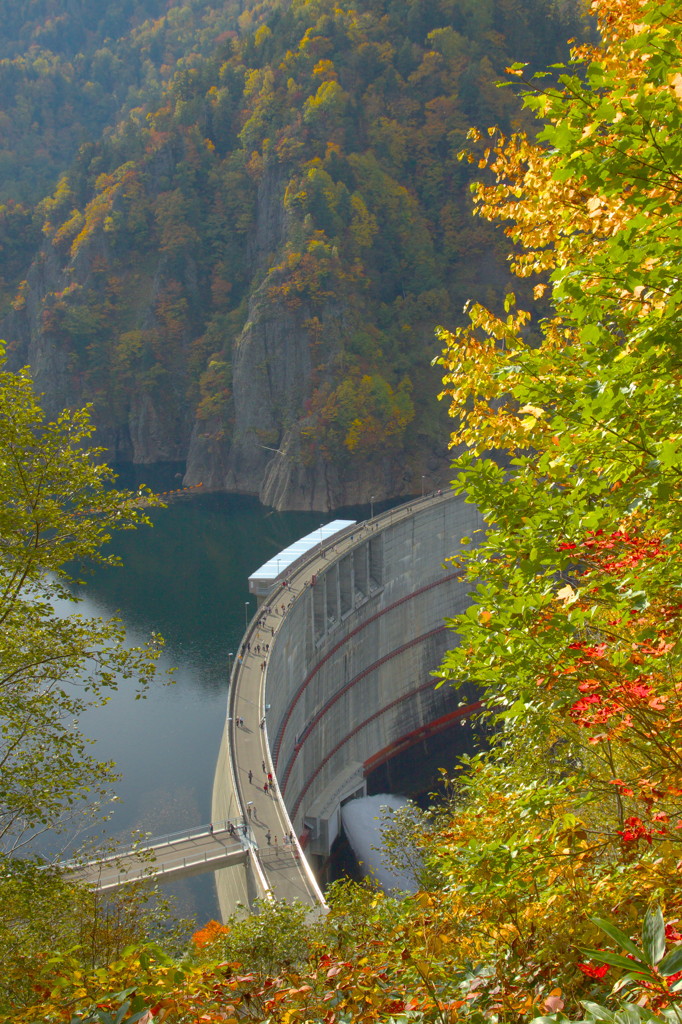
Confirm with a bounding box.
[65,820,251,892]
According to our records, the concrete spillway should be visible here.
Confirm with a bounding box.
[212,490,483,918]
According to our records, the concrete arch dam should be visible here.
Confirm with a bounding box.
[211,490,484,919]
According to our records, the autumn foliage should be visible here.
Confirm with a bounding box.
[1,0,579,476]
[191,919,229,950]
[11,0,682,1021]
[433,0,682,1011]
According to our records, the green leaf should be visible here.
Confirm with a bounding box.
[530,1016,570,1024]
[659,944,682,976]
[580,1001,617,1022]
[579,948,649,974]
[615,1008,647,1024]
[590,918,647,962]
[642,907,666,965]
[612,971,660,994]
[658,440,680,469]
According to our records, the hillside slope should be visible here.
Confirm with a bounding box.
[1,0,582,509]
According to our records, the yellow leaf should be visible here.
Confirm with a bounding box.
[669,72,682,100]
[519,404,545,418]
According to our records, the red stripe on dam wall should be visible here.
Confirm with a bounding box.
[271,571,461,767]
[286,694,482,823]
[362,700,483,775]
[278,625,448,793]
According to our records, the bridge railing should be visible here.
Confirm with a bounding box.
[123,818,241,851]
[60,817,249,872]
[87,842,250,891]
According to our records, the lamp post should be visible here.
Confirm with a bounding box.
[421,474,426,497]
[244,601,250,631]
[228,651,234,678]
[319,523,324,556]
[370,495,375,520]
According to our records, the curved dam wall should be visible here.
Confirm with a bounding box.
[266,491,484,857]
[211,490,484,917]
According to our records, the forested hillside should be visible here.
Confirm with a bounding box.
[0,0,581,509]
[0,0,252,204]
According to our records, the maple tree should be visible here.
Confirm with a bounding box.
[0,349,178,1019]
[0,349,165,850]
[433,0,682,1012]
